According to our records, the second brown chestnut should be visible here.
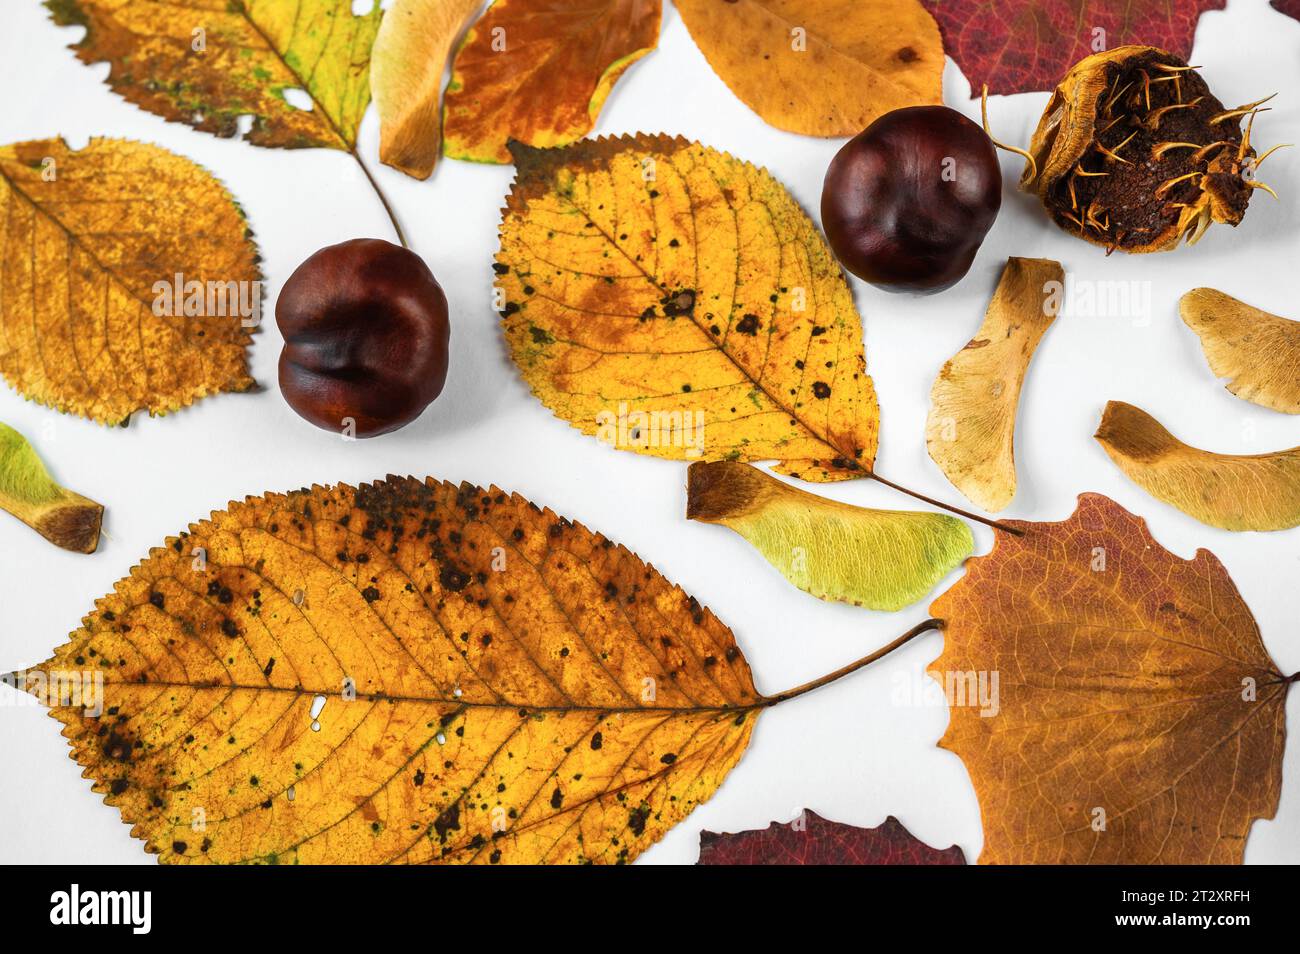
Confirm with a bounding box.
[276,239,450,437]
[821,106,1002,294]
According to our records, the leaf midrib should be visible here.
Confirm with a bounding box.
[232,1,356,151]
[552,156,864,473]
[64,676,764,714]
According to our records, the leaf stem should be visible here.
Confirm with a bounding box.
[868,470,1024,535]
[350,148,408,249]
[759,617,944,708]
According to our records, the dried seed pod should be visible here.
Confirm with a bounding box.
[1020,46,1276,253]
[0,422,103,553]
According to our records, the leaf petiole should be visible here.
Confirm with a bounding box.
[758,617,944,707]
[866,471,1024,535]
[350,148,408,249]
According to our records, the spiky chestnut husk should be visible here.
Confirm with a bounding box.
[1020,45,1274,254]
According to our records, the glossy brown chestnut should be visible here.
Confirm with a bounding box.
[821,106,1002,293]
[277,239,450,437]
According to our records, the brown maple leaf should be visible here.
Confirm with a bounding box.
[930,493,1293,864]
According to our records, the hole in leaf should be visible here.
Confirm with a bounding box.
[310,694,326,731]
[282,88,314,112]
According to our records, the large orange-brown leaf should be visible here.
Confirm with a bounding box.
[24,477,760,864]
[497,134,880,482]
[930,493,1292,864]
[0,138,259,425]
[47,0,383,150]
[675,0,944,136]
[442,0,663,163]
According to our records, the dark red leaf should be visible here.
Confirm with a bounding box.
[1272,0,1300,23]
[921,0,1226,95]
[697,811,965,865]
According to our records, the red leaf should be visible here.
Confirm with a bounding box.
[1272,0,1300,23]
[697,811,966,865]
[921,0,1226,95]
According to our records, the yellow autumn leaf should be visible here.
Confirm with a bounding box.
[1179,288,1300,415]
[371,0,481,179]
[497,134,880,483]
[0,138,260,425]
[925,258,1062,512]
[24,477,762,864]
[1095,401,1300,532]
[686,461,972,612]
[442,0,663,163]
[47,0,382,150]
[674,0,944,136]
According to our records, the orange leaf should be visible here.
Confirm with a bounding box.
[675,0,944,136]
[497,134,880,482]
[442,0,663,163]
[930,493,1291,863]
[0,138,259,425]
[23,477,760,864]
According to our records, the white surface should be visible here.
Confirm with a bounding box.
[1,0,1298,866]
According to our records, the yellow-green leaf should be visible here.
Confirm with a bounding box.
[47,0,383,150]
[687,461,972,611]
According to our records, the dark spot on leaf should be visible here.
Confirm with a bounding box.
[440,566,470,592]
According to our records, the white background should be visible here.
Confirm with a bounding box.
[1,0,1297,865]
